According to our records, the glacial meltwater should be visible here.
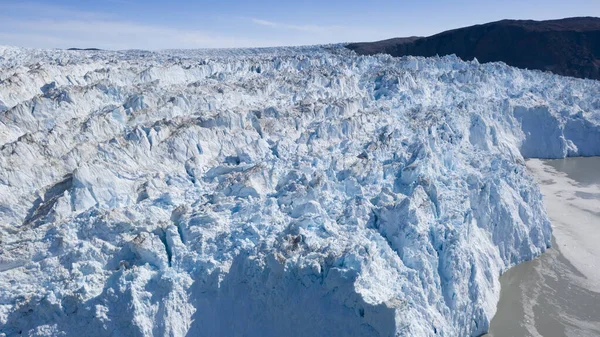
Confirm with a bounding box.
[486,157,600,337]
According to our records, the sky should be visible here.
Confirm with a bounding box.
[0,0,599,50]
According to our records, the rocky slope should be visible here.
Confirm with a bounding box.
[0,45,599,336]
[347,17,600,80]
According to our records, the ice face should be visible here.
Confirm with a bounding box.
[0,45,598,337]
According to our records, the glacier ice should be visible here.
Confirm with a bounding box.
[0,45,599,336]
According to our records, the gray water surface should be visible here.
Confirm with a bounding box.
[486,157,600,337]
[546,157,600,187]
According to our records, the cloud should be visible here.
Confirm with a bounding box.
[0,2,388,49]
[251,18,278,27]
[0,2,281,50]
[250,18,344,33]
[0,17,280,50]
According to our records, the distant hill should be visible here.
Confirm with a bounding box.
[67,48,102,51]
[346,17,600,80]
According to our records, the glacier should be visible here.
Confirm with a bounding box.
[0,44,599,337]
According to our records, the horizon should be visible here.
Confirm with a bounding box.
[1,0,599,50]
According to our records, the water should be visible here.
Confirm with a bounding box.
[486,157,600,337]
[546,157,600,187]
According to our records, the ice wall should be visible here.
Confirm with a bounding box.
[0,46,598,336]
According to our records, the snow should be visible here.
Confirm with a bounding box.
[0,45,598,336]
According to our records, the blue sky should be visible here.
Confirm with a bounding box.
[1,0,599,50]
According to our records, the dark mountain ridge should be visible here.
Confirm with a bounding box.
[347,17,600,80]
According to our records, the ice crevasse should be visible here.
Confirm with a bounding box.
[0,45,599,336]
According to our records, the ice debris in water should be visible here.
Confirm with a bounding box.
[0,45,599,336]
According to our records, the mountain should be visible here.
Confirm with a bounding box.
[0,45,599,336]
[347,17,600,80]
[67,48,102,51]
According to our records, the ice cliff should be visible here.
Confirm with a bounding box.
[0,45,599,336]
